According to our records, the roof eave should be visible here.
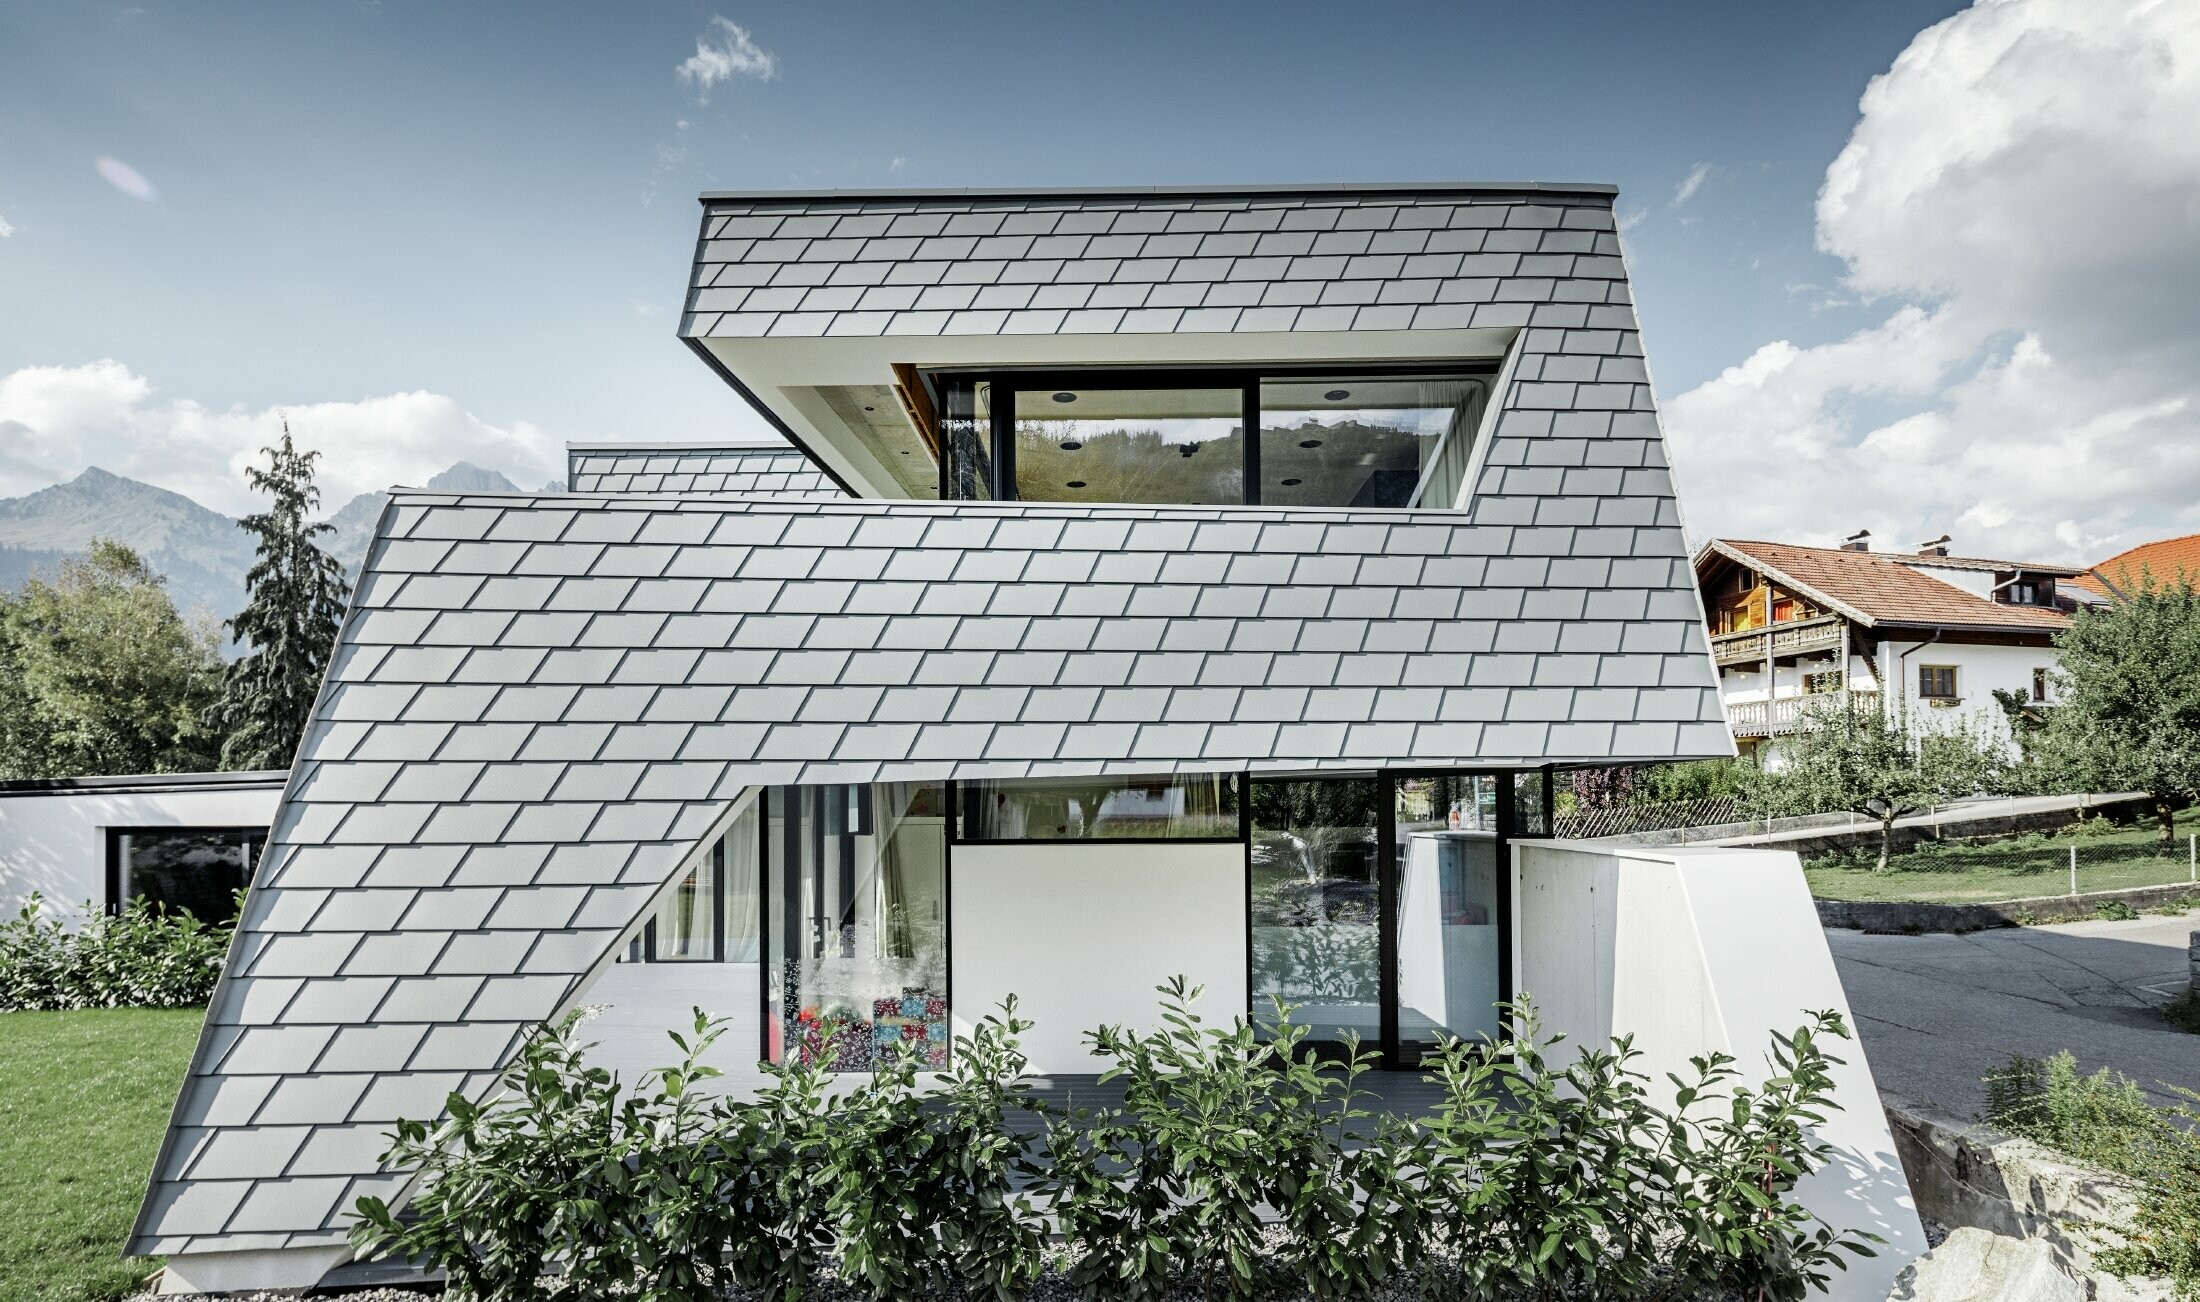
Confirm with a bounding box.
[697,180,1620,205]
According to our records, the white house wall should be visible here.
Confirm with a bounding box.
[1873,639,2056,747]
[0,780,285,922]
[1513,841,1926,1301]
[947,840,1248,1074]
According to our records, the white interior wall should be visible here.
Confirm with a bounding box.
[0,783,285,922]
[1513,840,1926,1302]
[949,840,1247,1074]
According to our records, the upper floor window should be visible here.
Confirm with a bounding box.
[934,367,1489,509]
[2032,666,2050,702]
[1918,664,1959,700]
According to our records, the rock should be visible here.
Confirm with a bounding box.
[1887,1226,2085,1302]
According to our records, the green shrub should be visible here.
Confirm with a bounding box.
[358,984,1874,1302]
[1419,1001,1872,1302]
[1043,983,1428,1301]
[826,1000,1048,1300]
[2095,899,2141,921]
[0,894,234,1010]
[1984,1051,2200,1297]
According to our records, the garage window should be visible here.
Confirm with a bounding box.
[106,827,266,922]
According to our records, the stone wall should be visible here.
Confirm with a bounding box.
[1882,1092,2172,1301]
[1818,881,2200,933]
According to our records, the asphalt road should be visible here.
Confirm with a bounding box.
[1830,908,2200,1118]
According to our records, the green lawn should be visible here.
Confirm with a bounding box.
[1806,807,2200,903]
[0,1008,203,1302]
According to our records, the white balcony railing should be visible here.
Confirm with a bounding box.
[1726,689,1880,738]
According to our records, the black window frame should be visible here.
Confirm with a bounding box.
[950,772,1246,845]
[103,824,268,920]
[929,363,1499,508]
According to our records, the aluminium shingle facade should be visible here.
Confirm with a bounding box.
[137,182,1727,1262]
[567,443,843,497]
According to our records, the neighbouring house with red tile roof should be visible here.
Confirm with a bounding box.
[2070,532,2200,599]
[1692,532,2091,755]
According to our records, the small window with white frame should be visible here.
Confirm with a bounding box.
[2032,666,2049,703]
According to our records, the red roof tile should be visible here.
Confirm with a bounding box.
[1704,539,2071,633]
[2072,534,2200,597]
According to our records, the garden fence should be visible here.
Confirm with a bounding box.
[1811,831,2200,901]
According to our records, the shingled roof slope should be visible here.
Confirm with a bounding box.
[131,490,1726,1256]
[1708,540,2070,633]
[2071,533,2200,598]
[566,444,843,497]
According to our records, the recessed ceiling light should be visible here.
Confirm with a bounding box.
[1060,440,1083,451]
[1281,478,1303,487]
[1324,389,1350,401]
[1052,391,1077,404]
[1065,480,1087,489]
[1299,439,1323,449]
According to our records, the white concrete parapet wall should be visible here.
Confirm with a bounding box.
[1513,840,1927,1301]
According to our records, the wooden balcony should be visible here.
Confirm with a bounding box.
[1727,689,1879,738]
[1710,615,1845,668]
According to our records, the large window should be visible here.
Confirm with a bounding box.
[956,773,1241,841]
[636,801,761,963]
[108,827,266,923]
[1014,386,1244,505]
[766,784,948,1071]
[1259,376,1485,509]
[1919,665,1959,700]
[1250,778,1382,1045]
[932,368,1490,508]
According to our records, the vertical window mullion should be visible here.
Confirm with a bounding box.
[992,378,1015,500]
[1242,378,1260,506]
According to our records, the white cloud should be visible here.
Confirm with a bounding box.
[0,213,13,238]
[889,155,907,173]
[1664,0,2200,564]
[0,360,562,516]
[677,16,776,101]
[1671,162,1713,208]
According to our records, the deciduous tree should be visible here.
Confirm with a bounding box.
[2034,576,2200,855]
[0,539,223,778]
[1747,697,2002,871]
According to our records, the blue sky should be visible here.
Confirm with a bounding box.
[4,1,2197,563]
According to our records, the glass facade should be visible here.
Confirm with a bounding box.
[1258,376,1486,508]
[765,783,948,1071]
[957,772,1240,841]
[112,827,264,922]
[931,368,1492,508]
[1249,778,1382,1045]
[1393,777,1503,1052]
[640,800,762,962]
[1012,386,1244,505]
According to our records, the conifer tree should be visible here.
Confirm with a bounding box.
[208,423,349,770]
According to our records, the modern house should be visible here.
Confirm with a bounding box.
[0,770,285,924]
[1694,534,2092,755]
[133,183,1923,1297]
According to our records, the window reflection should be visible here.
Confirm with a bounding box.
[1012,387,1243,505]
[1249,779,1381,1045]
[113,827,264,922]
[958,773,1240,840]
[1260,376,1485,508]
[765,784,948,1071]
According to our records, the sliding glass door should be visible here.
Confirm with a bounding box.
[1248,778,1384,1050]
[1250,771,1519,1067]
